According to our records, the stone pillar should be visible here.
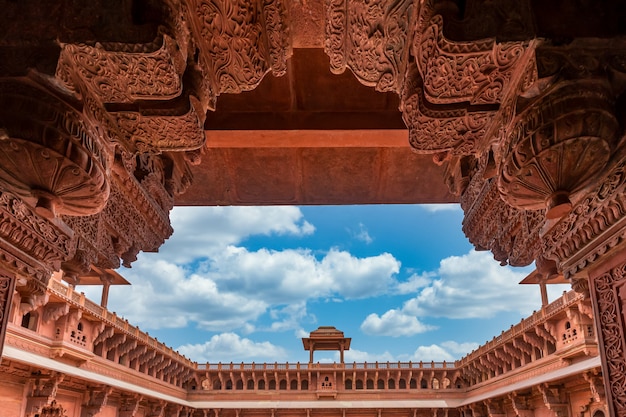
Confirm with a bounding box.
[588,248,626,417]
[0,273,16,357]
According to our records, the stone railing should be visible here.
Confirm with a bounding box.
[44,279,196,387]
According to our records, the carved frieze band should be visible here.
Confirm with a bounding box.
[113,96,205,152]
[401,63,495,156]
[590,261,626,415]
[0,191,73,271]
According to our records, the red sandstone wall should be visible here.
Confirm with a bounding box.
[0,377,26,417]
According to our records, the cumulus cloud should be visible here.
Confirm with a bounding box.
[360,310,436,336]
[359,250,567,339]
[401,250,539,318]
[109,245,400,332]
[410,341,479,362]
[177,333,287,363]
[159,206,315,264]
[395,272,432,294]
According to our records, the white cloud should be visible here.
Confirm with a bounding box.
[109,247,400,332]
[159,206,315,264]
[359,250,559,339]
[410,341,479,362]
[360,310,436,336]
[177,333,287,363]
[419,204,462,213]
[411,344,455,362]
[395,272,433,294]
[402,250,543,319]
[108,260,267,331]
[352,223,373,244]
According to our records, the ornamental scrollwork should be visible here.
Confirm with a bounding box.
[190,0,291,95]
[401,63,495,156]
[325,0,414,93]
[591,263,626,413]
[57,35,185,104]
[416,15,527,105]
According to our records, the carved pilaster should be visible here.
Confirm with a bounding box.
[588,253,626,416]
[0,274,16,357]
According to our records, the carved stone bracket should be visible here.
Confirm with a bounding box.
[537,384,568,417]
[325,0,414,93]
[80,386,113,417]
[401,63,495,156]
[188,0,292,98]
[416,14,527,105]
[26,372,65,416]
[58,35,185,104]
[118,394,143,417]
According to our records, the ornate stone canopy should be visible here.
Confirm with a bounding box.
[2,0,626,414]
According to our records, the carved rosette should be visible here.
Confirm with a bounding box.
[324,0,414,93]
[416,15,526,105]
[498,79,619,219]
[189,0,292,95]
[0,81,110,218]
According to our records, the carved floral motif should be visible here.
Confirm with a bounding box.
[417,15,526,105]
[591,262,626,414]
[325,0,414,93]
[58,35,185,104]
[190,0,291,95]
[401,63,495,156]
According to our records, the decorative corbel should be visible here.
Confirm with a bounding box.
[80,386,113,417]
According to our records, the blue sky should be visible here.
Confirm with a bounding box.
[79,204,569,364]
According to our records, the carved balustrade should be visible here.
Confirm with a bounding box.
[7,277,196,391]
